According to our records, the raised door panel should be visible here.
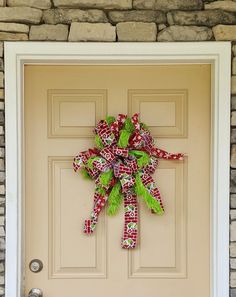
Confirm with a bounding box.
[129,160,187,278]
[48,89,107,138]
[128,89,188,137]
[48,157,107,279]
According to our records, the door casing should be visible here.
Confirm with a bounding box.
[4,42,231,297]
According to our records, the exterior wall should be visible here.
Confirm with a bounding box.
[0,0,235,295]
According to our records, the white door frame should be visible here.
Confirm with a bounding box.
[4,42,231,297]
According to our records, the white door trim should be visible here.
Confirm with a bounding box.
[4,42,231,297]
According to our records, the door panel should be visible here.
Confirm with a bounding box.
[24,65,211,297]
[129,159,187,278]
[48,157,107,279]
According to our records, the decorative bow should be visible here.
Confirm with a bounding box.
[73,114,183,249]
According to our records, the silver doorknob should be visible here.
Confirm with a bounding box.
[28,288,43,297]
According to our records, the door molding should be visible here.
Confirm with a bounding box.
[4,42,231,297]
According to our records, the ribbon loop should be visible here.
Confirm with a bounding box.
[113,146,129,158]
[96,120,116,147]
[100,147,116,162]
[114,162,132,178]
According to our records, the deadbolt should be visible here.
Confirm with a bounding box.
[28,288,43,297]
[29,259,43,273]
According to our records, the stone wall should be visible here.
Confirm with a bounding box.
[0,0,235,295]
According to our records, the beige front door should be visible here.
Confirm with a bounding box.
[24,64,211,297]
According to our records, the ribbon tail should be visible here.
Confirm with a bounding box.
[150,184,164,214]
[152,147,184,160]
[121,190,138,249]
[83,190,107,234]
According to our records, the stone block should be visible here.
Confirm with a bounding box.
[158,23,166,30]
[232,209,236,220]
[231,242,236,256]
[205,1,236,12]
[233,96,236,110]
[0,238,4,250]
[233,112,236,126]
[213,25,236,40]
[68,22,116,41]
[0,173,4,183]
[232,145,236,168]
[0,186,4,196]
[43,8,108,24]
[7,0,51,9]
[157,25,212,41]
[0,44,3,58]
[231,221,236,241]
[0,253,5,261]
[30,24,68,40]
[0,60,3,71]
[0,227,4,237]
[53,0,132,9]
[0,275,4,285]
[0,149,4,158]
[232,194,236,208]
[233,58,236,75]
[0,7,42,24]
[0,22,29,33]
[232,272,236,288]
[0,264,3,273]
[0,92,3,102]
[0,32,28,40]
[231,169,236,192]
[0,137,4,147]
[117,22,157,41]
[133,0,156,9]
[0,159,3,173]
[0,74,3,89]
[108,10,166,24]
[0,112,3,124]
[133,0,203,10]
[0,160,4,172]
[231,258,236,269]
[232,76,236,94]
[0,127,4,136]
[167,10,236,27]
[231,288,236,297]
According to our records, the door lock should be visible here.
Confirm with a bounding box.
[28,288,43,297]
[29,259,43,273]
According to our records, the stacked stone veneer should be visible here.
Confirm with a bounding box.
[0,0,236,295]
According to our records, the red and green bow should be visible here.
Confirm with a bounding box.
[73,114,183,249]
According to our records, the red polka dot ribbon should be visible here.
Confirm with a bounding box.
[73,114,183,249]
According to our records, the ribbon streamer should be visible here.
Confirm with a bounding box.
[73,114,183,249]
